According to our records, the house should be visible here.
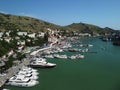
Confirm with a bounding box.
[17,40,25,45]
[17,32,27,36]
[48,36,58,43]
[15,36,20,40]
[28,33,36,38]
[0,32,3,38]
[37,32,45,37]
[4,37,11,43]
[17,40,25,50]
[7,49,14,56]
[5,31,11,36]
[78,33,91,37]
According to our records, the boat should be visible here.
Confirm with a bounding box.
[68,48,79,52]
[6,75,38,87]
[53,54,67,59]
[88,44,93,47]
[44,54,54,58]
[30,60,56,68]
[17,71,38,80]
[22,66,37,72]
[79,48,89,52]
[3,89,9,90]
[69,54,84,59]
[69,55,76,59]
[76,54,84,58]
[20,68,39,76]
[59,55,67,59]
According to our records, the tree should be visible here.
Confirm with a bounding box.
[44,32,49,42]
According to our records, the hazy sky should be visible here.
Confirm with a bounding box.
[0,0,120,29]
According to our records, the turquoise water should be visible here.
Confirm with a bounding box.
[5,37,120,90]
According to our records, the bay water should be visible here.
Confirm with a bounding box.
[6,37,120,90]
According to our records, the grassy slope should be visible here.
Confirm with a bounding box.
[0,13,115,34]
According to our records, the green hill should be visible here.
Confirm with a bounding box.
[0,13,115,35]
[65,23,115,35]
[0,13,60,32]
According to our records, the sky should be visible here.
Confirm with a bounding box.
[0,0,120,30]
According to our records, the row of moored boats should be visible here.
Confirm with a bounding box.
[43,54,84,59]
[6,66,39,87]
[5,56,57,87]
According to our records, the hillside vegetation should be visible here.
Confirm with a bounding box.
[0,13,60,32]
[65,23,115,35]
[0,13,115,35]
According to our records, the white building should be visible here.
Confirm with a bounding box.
[17,32,27,36]
[78,33,91,37]
[17,40,25,45]
[48,36,58,43]
[28,33,36,38]
[37,32,45,37]
[0,32,3,38]
[17,40,25,50]
[4,37,11,43]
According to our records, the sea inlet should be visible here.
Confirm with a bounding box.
[5,37,120,90]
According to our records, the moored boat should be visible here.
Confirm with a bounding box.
[30,61,56,68]
[30,57,56,68]
[6,75,39,87]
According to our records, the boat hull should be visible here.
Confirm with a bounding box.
[29,64,56,68]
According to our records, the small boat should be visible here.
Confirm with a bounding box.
[68,48,79,52]
[88,44,93,47]
[69,54,84,59]
[59,55,68,59]
[69,55,76,59]
[44,55,54,58]
[53,54,67,59]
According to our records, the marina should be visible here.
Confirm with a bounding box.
[1,37,120,90]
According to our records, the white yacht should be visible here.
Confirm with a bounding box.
[30,60,56,68]
[17,71,38,80]
[6,75,39,87]
[22,66,37,72]
[20,69,39,76]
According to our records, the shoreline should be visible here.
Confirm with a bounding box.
[0,41,57,89]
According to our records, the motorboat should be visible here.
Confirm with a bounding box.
[69,54,84,59]
[6,75,38,87]
[22,66,37,72]
[44,54,54,58]
[30,60,56,68]
[53,54,67,59]
[17,71,38,80]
